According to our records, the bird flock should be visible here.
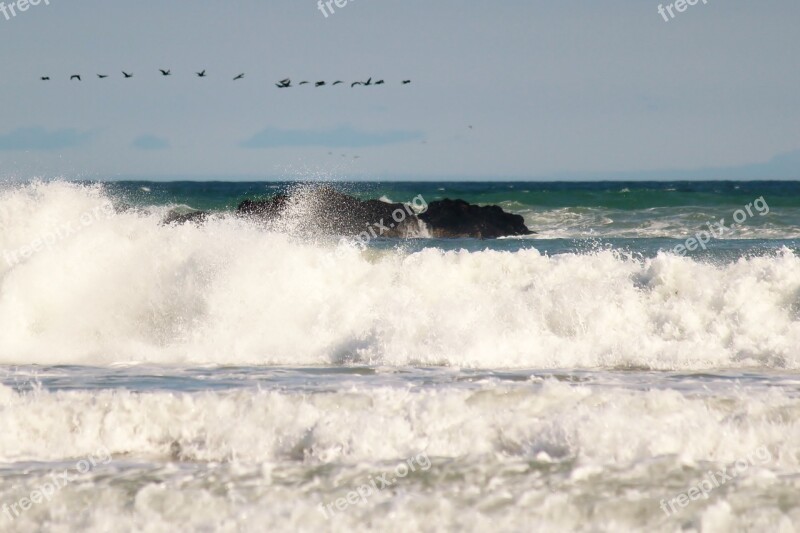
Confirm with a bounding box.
[40,71,412,87]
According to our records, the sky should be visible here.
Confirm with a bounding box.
[0,0,798,180]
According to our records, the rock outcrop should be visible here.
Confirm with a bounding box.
[420,199,531,239]
[164,186,533,238]
[236,187,422,237]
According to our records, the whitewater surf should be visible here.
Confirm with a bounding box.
[1,180,799,531]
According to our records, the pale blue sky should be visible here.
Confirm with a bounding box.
[0,0,798,180]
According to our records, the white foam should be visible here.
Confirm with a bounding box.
[0,381,797,531]
[1,182,800,368]
[0,380,796,469]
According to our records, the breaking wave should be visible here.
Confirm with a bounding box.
[1,181,799,368]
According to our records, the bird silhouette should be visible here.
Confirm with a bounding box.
[34,69,415,90]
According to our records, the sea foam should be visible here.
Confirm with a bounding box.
[1,181,799,369]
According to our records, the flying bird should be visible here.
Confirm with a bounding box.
[298,81,309,85]
[233,73,245,81]
[402,80,411,84]
[97,74,108,79]
[196,70,206,77]
[159,69,171,76]
[375,80,385,85]
[70,75,81,81]
[315,81,325,87]
[122,71,133,78]
[332,80,343,85]
[364,77,373,86]
[40,76,50,81]
[351,81,363,87]
[276,78,291,88]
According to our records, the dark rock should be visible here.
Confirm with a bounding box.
[237,194,289,219]
[233,186,533,238]
[419,198,533,238]
[236,186,420,238]
[162,209,209,225]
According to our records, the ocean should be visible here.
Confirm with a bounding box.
[1,179,799,532]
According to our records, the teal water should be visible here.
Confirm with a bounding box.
[101,179,800,256]
[103,180,800,211]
